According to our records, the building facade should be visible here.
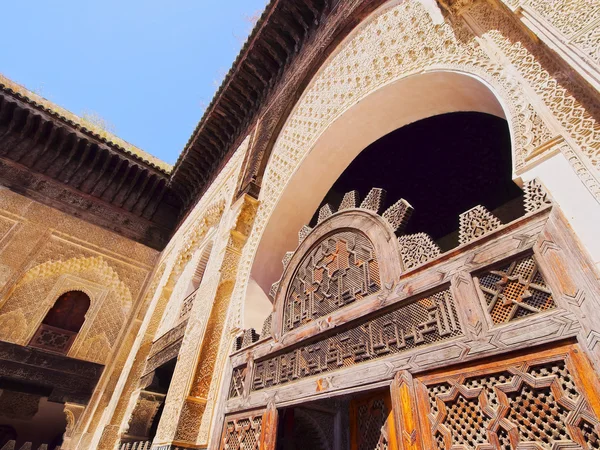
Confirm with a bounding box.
[1,0,600,448]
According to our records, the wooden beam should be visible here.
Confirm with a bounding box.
[390,371,423,450]
[259,402,278,450]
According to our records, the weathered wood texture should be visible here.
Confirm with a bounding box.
[350,390,397,450]
[413,343,600,449]
[259,403,278,450]
[226,201,600,414]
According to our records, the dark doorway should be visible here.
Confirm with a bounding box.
[310,112,521,250]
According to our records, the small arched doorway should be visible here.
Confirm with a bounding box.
[29,290,91,355]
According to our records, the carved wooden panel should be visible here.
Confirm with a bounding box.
[283,230,381,332]
[350,391,397,450]
[475,254,556,325]
[253,287,461,391]
[219,412,263,450]
[415,344,600,450]
[28,323,77,354]
[228,366,246,399]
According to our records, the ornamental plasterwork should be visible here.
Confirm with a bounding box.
[463,1,600,174]
[92,139,248,450]
[229,0,600,335]
[231,0,544,334]
[0,256,131,364]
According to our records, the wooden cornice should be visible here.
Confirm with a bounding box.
[0,0,385,248]
[170,0,332,209]
[0,89,182,250]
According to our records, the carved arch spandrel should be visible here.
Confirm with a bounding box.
[272,209,403,340]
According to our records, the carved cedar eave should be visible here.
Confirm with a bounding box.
[169,0,389,213]
[270,208,405,342]
[0,340,104,405]
[0,90,182,249]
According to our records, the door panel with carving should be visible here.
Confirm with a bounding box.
[350,391,398,450]
[414,344,600,449]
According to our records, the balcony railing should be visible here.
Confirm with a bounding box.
[28,324,77,354]
[118,440,151,450]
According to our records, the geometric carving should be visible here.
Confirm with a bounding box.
[338,190,359,210]
[228,366,246,399]
[268,281,280,301]
[28,324,77,354]
[476,254,556,325]
[381,198,414,233]
[241,329,260,349]
[398,232,442,270]
[261,313,272,338]
[254,288,461,391]
[124,390,165,442]
[282,251,294,270]
[353,395,390,450]
[298,225,313,245]
[359,188,386,213]
[523,178,552,213]
[219,414,263,450]
[419,349,600,450]
[283,231,380,332]
[317,204,335,224]
[459,205,502,245]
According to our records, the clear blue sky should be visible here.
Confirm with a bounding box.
[0,1,268,164]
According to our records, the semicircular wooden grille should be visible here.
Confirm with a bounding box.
[283,230,380,332]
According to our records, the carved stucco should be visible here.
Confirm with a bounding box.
[0,257,132,364]
[231,0,599,338]
[88,141,247,450]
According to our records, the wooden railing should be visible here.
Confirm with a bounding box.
[118,441,151,450]
[28,323,77,354]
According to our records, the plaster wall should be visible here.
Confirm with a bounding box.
[0,187,157,365]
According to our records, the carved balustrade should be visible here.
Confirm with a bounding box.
[28,323,77,354]
[219,181,600,450]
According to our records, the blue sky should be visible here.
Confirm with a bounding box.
[0,0,268,164]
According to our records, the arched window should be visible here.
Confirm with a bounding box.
[29,291,91,354]
[179,241,213,320]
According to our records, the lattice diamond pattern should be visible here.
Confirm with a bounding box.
[357,398,388,450]
[220,415,262,450]
[423,355,600,450]
[284,231,380,332]
[477,254,555,325]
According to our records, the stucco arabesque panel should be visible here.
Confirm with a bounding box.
[0,255,134,365]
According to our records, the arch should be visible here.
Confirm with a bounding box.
[29,290,91,354]
[235,0,553,329]
[0,256,132,363]
[41,290,91,332]
[253,71,509,296]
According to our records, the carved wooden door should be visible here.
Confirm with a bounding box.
[350,391,398,450]
[413,343,600,449]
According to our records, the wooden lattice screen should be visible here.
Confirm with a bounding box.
[283,230,380,332]
[415,344,600,449]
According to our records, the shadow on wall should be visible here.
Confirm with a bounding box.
[0,394,66,448]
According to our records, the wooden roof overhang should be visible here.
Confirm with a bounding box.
[170,0,385,212]
[0,82,182,249]
[0,0,387,249]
